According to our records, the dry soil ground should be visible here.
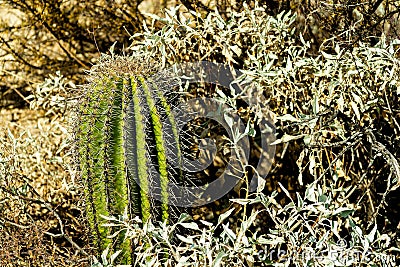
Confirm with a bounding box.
[0,107,89,266]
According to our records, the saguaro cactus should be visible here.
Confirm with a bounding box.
[76,56,181,263]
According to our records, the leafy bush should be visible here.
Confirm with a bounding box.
[2,0,399,107]
[93,184,397,266]
[84,2,400,265]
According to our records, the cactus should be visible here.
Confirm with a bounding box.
[76,56,182,263]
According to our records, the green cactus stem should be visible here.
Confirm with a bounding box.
[76,56,182,263]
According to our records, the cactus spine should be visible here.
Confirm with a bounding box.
[77,57,180,263]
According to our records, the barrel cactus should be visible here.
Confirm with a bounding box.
[76,55,182,263]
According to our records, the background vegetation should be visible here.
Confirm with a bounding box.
[1,0,400,266]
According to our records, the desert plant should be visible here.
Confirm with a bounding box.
[76,54,184,263]
[95,184,397,267]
